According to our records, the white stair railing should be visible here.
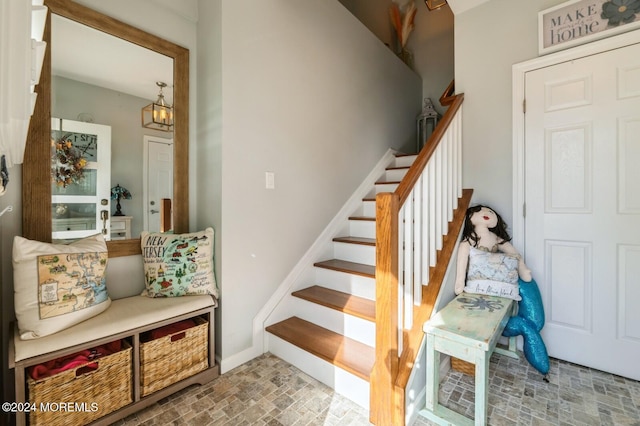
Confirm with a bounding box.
[370,91,465,425]
[397,108,462,334]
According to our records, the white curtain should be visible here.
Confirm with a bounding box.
[0,0,46,168]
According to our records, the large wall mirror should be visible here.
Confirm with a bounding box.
[24,0,189,257]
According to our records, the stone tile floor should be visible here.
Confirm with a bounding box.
[116,352,640,425]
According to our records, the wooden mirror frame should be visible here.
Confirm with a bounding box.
[23,0,189,257]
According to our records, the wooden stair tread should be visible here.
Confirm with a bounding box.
[266,317,374,381]
[375,180,401,185]
[314,259,375,278]
[333,236,375,246]
[348,216,375,221]
[292,285,375,321]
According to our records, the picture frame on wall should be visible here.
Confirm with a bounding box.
[539,0,640,55]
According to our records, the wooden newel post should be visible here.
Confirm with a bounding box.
[370,192,402,425]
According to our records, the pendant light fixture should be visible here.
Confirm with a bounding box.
[141,81,173,132]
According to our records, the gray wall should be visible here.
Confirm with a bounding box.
[339,0,455,117]
[196,0,421,367]
[195,0,223,363]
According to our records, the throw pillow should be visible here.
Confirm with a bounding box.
[140,227,218,298]
[13,233,111,340]
[464,247,521,300]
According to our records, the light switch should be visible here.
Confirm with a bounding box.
[265,172,275,189]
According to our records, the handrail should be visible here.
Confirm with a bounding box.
[439,79,456,106]
[395,93,464,206]
[370,86,465,425]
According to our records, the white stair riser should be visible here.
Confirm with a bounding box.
[349,220,375,239]
[360,200,376,217]
[385,168,409,182]
[375,183,398,193]
[267,335,370,410]
[334,242,375,266]
[292,299,375,347]
[314,268,375,300]
[394,155,418,168]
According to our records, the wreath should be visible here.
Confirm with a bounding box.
[51,135,87,187]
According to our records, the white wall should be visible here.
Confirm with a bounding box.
[203,0,421,365]
[455,0,565,227]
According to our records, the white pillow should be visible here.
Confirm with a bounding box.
[464,247,521,300]
[13,234,111,340]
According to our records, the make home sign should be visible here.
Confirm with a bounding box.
[539,0,640,54]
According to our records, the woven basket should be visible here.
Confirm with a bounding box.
[140,316,208,396]
[451,357,475,375]
[27,340,132,426]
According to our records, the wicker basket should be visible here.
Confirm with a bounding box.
[27,340,132,426]
[451,357,475,375]
[140,316,208,396]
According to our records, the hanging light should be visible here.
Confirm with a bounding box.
[141,81,173,132]
[425,0,447,11]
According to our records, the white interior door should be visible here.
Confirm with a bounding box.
[143,136,173,232]
[51,118,111,240]
[524,43,640,380]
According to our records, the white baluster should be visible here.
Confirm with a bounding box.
[447,129,454,222]
[428,161,437,267]
[403,195,413,329]
[422,167,431,283]
[435,145,443,251]
[413,178,422,305]
[457,109,463,198]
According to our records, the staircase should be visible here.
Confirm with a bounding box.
[266,89,466,424]
[265,154,417,409]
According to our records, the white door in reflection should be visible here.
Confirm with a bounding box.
[143,135,173,233]
[51,118,111,241]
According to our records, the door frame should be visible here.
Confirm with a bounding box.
[512,29,640,255]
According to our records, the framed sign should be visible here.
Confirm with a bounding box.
[539,0,640,54]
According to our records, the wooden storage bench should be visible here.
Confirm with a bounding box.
[10,295,219,426]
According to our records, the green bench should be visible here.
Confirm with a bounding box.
[419,293,518,425]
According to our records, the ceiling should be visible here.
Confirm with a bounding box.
[51,14,174,104]
[446,0,491,15]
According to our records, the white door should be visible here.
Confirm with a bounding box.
[51,118,111,240]
[143,136,173,232]
[524,43,640,380]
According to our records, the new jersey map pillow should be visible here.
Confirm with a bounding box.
[140,227,218,299]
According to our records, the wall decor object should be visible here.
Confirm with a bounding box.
[539,0,640,54]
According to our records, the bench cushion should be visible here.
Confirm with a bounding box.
[14,295,215,362]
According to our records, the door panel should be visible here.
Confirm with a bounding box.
[525,43,640,380]
[143,136,173,233]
